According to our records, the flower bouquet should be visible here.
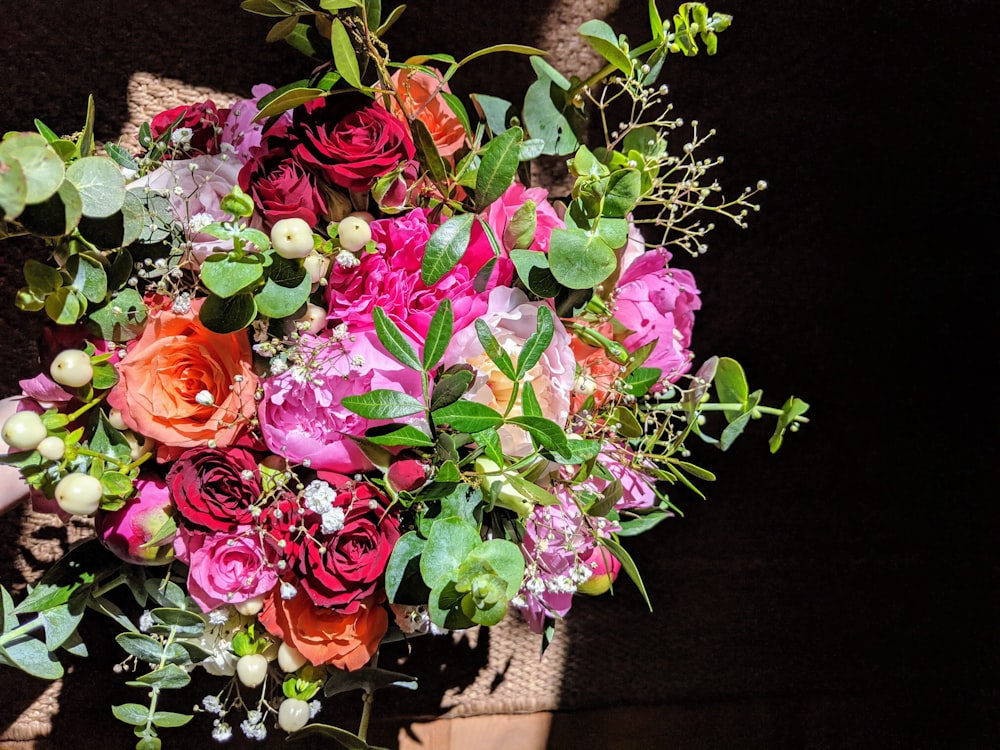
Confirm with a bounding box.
[0,1,808,747]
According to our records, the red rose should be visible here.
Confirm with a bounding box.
[293,98,415,193]
[238,134,329,229]
[387,459,428,493]
[166,447,261,532]
[150,100,226,156]
[293,477,400,613]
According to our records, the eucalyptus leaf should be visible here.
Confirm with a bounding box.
[112,703,151,726]
[65,253,107,304]
[323,665,418,697]
[420,516,480,589]
[130,664,191,690]
[384,531,428,605]
[0,132,65,205]
[0,635,64,679]
[198,292,257,333]
[578,19,634,76]
[199,254,264,298]
[17,179,82,237]
[548,227,616,289]
[714,357,749,422]
[769,396,810,453]
[65,156,126,218]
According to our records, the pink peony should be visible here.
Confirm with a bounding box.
[612,247,701,383]
[325,208,495,341]
[96,473,176,565]
[443,287,575,456]
[258,330,427,473]
[179,528,279,612]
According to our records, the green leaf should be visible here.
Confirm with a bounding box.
[200,254,264,298]
[719,389,762,451]
[65,156,126,218]
[469,94,512,136]
[23,258,63,294]
[474,126,522,211]
[116,632,164,663]
[617,509,673,536]
[384,531,428,605]
[474,319,516,380]
[323,665,418,697]
[285,722,388,749]
[522,78,579,157]
[429,368,474,411]
[254,87,327,121]
[432,400,503,433]
[150,711,193,728]
[65,253,107,304]
[428,578,475,630]
[422,299,453,371]
[255,261,311,319]
[421,213,474,285]
[129,664,191,690]
[506,415,569,453]
[373,306,421,370]
[411,118,448,186]
[44,287,84,325]
[87,288,148,342]
[419,517,481,589]
[112,703,150,726]
[769,396,810,454]
[714,357,749,422]
[320,0,363,9]
[510,249,561,298]
[198,292,257,333]
[0,132,65,204]
[78,189,146,249]
[0,635,64,679]
[600,536,651,610]
[330,18,362,89]
[602,169,642,218]
[514,305,555,379]
[473,427,504,467]
[365,424,435,447]
[529,55,572,90]
[520,380,542,418]
[17,179,83,237]
[341,389,425,419]
[458,44,548,69]
[0,153,27,219]
[548,227,617,289]
[578,19,633,76]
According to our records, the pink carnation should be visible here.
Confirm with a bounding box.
[612,247,701,383]
[258,330,427,473]
[325,208,496,341]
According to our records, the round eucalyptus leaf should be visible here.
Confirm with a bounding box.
[65,156,126,218]
[17,179,83,237]
[0,132,65,204]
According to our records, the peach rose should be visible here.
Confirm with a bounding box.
[258,585,387,671]
[390,68,466,157]
[108,298,257,462]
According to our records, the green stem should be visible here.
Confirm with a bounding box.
[649,402,811,423]
[357,650,379,742]
[573,38,662,97]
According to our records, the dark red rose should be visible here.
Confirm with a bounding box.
[293,98,415,193]
[293,476,400,613]
[150,100,226,156]
[238,134,329,228]
[166,447,261,532]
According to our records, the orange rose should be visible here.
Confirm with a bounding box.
[258,585,387,671]
[390,68,466,157]
[108,298,257,461]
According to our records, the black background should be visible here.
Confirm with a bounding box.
[1,1,997,747]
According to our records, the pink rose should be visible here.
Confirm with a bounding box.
[131,154,252,265]
[150,100,225,156]
[325,208,494,341]
[293,98,416,193]
[443,287,575,456]
[612,248,701,382]
[258,330,427,473]
[180,528,279,612]
[95,473,176,565]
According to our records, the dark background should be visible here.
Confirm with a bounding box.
[1,1,997,748]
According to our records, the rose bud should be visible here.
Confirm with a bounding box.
[387,459,428,494]
[95,473,176,565]
[575,544,622,596]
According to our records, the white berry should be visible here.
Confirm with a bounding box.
[36,436,66,461]
[277,698,311,733]
[50,349,94,388]
[298,304,328,335]
[270,218,315,259]
[54,472,103,516]
[236,653,269,688]
[303,252,331,285]
[338,215,371,252]
[277,641,308,673]
[107,408,128,431]
[2,410,47,451]
[234,596,264,616]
